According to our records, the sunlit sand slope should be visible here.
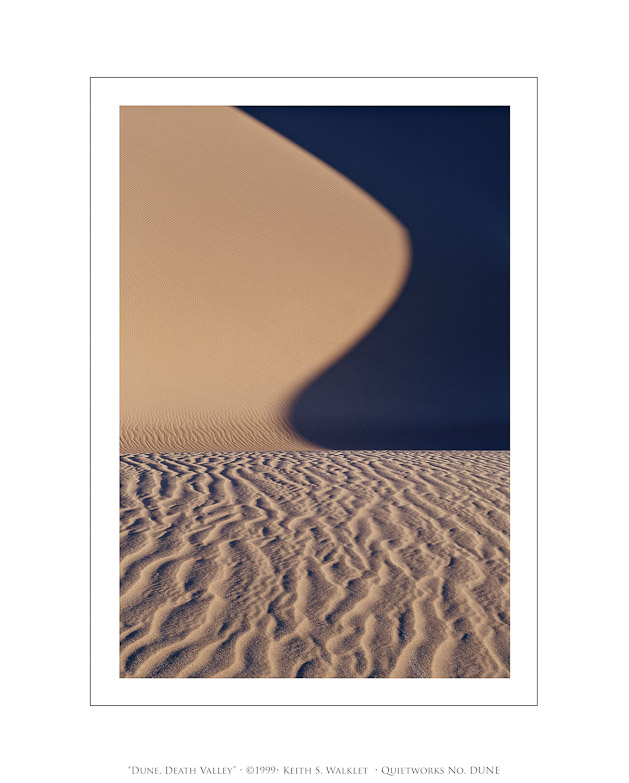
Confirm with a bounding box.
[120,107,410,453]
[120,451,509,678]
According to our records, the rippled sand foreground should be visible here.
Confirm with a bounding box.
[120,451,509,678]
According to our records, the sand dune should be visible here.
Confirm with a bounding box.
[119,108,510,681]
[120,450,509,678]
[120,106,410,454]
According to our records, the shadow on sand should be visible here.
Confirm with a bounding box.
[241,107,510,450]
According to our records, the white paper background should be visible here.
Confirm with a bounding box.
[4,1,625,780]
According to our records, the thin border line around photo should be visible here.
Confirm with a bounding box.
[89,75,538,708]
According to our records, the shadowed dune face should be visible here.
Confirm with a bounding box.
[120,106,410,454]
[241,107,510,450]
[120,451,509,678]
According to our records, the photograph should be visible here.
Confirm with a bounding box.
[119,104,511,679]
[7,2,625,779]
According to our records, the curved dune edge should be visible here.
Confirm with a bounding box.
[120,106,410,454]
[120,450,509,678]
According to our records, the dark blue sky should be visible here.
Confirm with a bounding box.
[240,107,510,450]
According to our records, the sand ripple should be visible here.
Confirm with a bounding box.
[120,451,509,678]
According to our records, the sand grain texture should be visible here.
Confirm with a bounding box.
[120,451,509,678]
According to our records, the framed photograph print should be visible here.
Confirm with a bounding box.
[90,76,537,706]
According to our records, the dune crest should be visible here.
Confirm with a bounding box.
[120,450,509,678]
[120,106,410,454]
